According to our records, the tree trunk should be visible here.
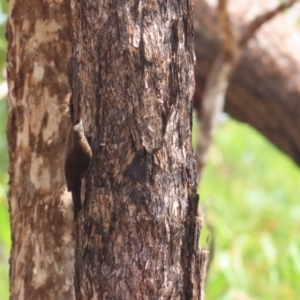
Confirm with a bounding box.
[194,0,300,166]
[7,0,74,299]
[8,0,300,298]
[70,0,207,299]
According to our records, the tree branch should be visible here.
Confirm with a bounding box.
[196,0,299,182]
[239,0,298,47]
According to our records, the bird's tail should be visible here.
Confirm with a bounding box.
[72,181,82,220]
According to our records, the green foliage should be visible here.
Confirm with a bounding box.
[0,99,9,300]
[0,3,9,297]
[196,118,300,300]
[0,196,9,300]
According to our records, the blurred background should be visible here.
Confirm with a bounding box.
[1,1,300,300]
[0,1,9,300]
[195,117,300,300]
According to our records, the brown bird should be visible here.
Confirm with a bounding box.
[64,120,92,219]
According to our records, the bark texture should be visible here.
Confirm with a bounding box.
[70,0,207,299]
[194,0,300,166]
[7,0,74,299]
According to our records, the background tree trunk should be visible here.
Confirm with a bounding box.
[70,0,207,299]
[7,0,74,299]
[194,0,300,166]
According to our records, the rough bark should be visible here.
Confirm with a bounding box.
[70,0,207,299]
[194,0,300,166]
[7,0,74,299]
